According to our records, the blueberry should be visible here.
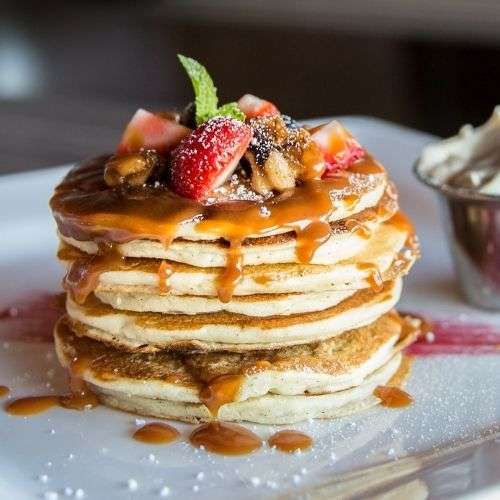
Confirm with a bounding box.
[249,128,273,165]
[281,114,300,130]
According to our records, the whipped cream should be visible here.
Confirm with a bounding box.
[417,106,500,196]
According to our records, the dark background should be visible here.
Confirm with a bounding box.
[1,0,500,173]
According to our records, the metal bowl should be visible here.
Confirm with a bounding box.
[414,160,500,310]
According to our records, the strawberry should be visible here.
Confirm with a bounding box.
[170,117,252,201]
[310,120,365,177]
[237,94,279,119]
[117,109,190,155]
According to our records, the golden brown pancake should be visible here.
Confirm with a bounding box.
[65,280,403,352]
[54,313,419,424]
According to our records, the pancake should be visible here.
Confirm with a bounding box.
[54,313,418,424]
[95,288,358,317]
[65,280,403,351]
[60,216,418,301]
[59,186,397,267]
[51,155,387,243]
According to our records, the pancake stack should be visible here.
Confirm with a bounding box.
[50,61,421,424]
[51,151,421,424]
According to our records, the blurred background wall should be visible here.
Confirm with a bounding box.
[1,0,500,172]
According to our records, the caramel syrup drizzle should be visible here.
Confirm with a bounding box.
[53,155,386,303]
[63,242,124,304]
[5,356,99,416]
[295,220,332,263]
[199,374,245,417]
[59,356,99,410]
[217,240,244,303]
[373,385,414,408]
[354,209,417,293]
[356,263,384,293]
[196,368,314,456]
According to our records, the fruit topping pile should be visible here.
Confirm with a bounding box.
[105,55,366,203]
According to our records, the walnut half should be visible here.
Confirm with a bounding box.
[263,150,296,191]
[104,151,160,187]
[246,149,296,194]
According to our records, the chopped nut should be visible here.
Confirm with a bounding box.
[300,141,326,180]
[263,150,295,191]
[245,151,272,195]
[281,127,325,180]
[248,115,289,165]
[104,151,159,187]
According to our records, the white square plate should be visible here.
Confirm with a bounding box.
[0,117,498,500]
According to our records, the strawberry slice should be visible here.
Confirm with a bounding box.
[170,117,252,201]
[310,120,365,177]
[117,109,190,155]
[237,94,279,119]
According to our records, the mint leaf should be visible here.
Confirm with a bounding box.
[178,54,246,124]
[178,54,218,125]
[215,102,245,122]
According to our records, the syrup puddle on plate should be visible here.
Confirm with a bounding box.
[133,422,180,445]
[189,421,263,456]
[268,430,313,453]
[373,386,414,408]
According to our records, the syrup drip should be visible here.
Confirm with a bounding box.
[6,357,98,416]
[373,385,414,408]
[59,357,99,410]
[356,263,384,292]
[199,374,244,417]
[268,430,312,453]
[157,261,173,294]
[0,386,10,398]
[64,243,124,304]
[189,421,262,455]
[386,210,417,254]
[217,241,243,303]
[58,381,98,411]
[387,210,415,235]
[295,221,332,263]
[133,422,180,445]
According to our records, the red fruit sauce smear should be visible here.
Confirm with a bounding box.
[0,292,64,342]
[406,316,500,356]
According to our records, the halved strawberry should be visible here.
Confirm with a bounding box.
[117,109,190,155]
[170,117,252,201]
[310,120,365,177]
[237,94,279,119]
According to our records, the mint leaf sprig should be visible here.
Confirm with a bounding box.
[178,54,245,125]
